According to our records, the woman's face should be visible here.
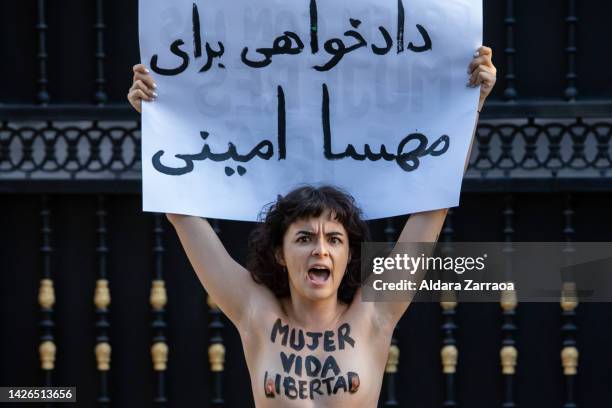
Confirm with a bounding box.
[278,211,350,302]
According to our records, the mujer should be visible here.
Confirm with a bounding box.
[128,46,496,407]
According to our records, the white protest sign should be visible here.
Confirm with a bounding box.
[139,0,482,221]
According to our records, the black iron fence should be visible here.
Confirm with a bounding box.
[1,1,611,407]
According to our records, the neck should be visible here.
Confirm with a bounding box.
[283,290,347,329]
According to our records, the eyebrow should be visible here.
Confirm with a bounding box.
[295,230,345,236]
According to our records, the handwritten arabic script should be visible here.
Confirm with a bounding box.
[152,1,432,76]
[139,0,481,220]
[147,0,445,177]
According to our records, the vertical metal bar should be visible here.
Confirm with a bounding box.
[94,195,111,408]
[568,118,588,170]
[498,127,518,177]
[544,125,564,177]
[150,214,168,407]
[500,195,517,408]
[440,209,458,408]
[208,219,226,407]
[503,0,517,100]
[473,125,495,177]
[561,195,579,408]
[520,118,542,170]
[38,195,55,407]
[93,0,108,104]
[564,0,578,101]
[383,218,399,407]
[593,125,612,176]
[35,0,50,104]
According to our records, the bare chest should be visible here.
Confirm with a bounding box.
[243,317,389,407]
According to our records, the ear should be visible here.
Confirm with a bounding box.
[275,248,286,267]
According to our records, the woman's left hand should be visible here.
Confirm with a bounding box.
[468,46,497,111]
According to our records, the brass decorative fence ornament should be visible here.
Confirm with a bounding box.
[150,281,167,311]
[383,344,400,406]
[500,195,518,407]
[385,345,399,374]
[95,343,111,371]
[38,279,55,310]
[38,195,56,385]
[150,214,168,405]
[440,210,458,407]
[94,196,111,407]
[208,219,226,407]
[561,280,579,378]
[500,346,517,375]
[208,343,225,373]
[94,280,111,310]
[206,295,225,373]
[561,345,579,376]
[561,195,579,408]
[500,288,518,379]
[500,288,517,314]
[39,340,56,371]
[441,345,458,375]
[207,282,225,374]
[151,342,169,371]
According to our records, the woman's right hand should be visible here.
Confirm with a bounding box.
[127,64,157,113]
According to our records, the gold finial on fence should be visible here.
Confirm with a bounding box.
[441,345,458,374]
[151,342,168,371]
[561,346,579,375]
[440,290,457,310]
[94,279,111,309]
[208,343,226,372]
[500,288,517,311]
[150,280,167,310]
[39,340,56,370]
[95,342,111,371]
[38,279,55,309]
[561,281,578,311]
[500,346,518,374]
[385,344,400,373]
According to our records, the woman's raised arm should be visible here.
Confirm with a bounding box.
[372,46,497,328]
[165,214,276,327]
[129,65,277,328]
[397,46,497,243]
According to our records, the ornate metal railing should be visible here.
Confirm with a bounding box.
[1,110,610,190]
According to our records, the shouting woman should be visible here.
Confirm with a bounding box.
[128,46,496,406]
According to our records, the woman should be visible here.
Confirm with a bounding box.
[128,47,496,406]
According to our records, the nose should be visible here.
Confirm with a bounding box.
[312,238,329,257]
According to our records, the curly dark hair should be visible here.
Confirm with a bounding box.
[247,185,370,304]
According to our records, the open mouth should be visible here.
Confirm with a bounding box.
[307,267,331,285]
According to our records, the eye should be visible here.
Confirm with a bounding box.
[329,236,342,244]
[297,236,311,243]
